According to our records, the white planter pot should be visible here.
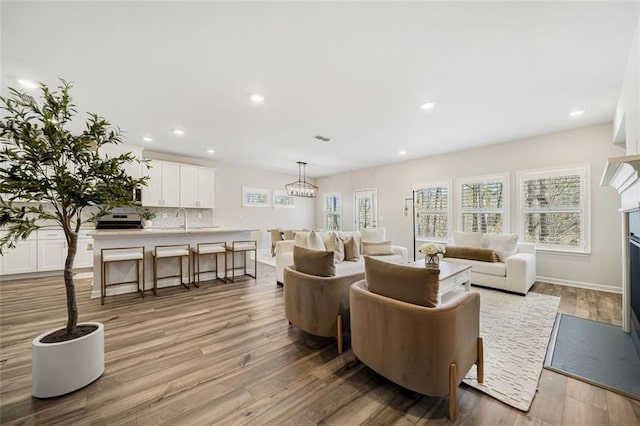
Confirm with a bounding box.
[143,219,153,228]
[32,322,105,398]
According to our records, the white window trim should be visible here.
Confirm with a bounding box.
[413,180,452,243]
[517,165,590,254]
[353,188,378,230]
[323,192,342,231]
[456,173,510,233]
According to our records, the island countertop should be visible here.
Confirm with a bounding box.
[89,227,259,238]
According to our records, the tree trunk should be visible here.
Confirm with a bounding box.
[64,232,79,335]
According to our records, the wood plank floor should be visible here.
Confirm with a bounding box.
[1,264,639,425]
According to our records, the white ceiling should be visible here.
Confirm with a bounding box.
[2,1,639,177]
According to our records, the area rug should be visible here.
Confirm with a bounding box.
[455,287,560,411]
[544,314,640,400]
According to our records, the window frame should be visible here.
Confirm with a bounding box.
[457,173,510,234]
[517,165,590,254]
[413,180,452,243]
[323,192,342,231]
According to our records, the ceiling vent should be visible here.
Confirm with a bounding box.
[313,135,331,143]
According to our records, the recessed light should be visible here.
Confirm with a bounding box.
[569,110,585,117]
[17,79,38,89]
[173,129,185,136]
[399,150,407,155]
[250,94,264,103]
[421,102,435,110]
[142,136,153,143]
[207,149,215,154]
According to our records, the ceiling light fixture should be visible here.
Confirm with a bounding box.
[207,149,215,154]
[142,136,153,142]
[399,150,407,155]
[17,79,38,89]
[569,110,585,117]
[421,102,436,110]
[250,94,264,103]
[285,161,318,198]
[173,129,185,135]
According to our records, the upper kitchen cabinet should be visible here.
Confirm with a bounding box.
[142,160,180,207]
[99,144,144,179]
[179,165,215,209]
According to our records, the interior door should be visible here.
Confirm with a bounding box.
[354,189,378,230]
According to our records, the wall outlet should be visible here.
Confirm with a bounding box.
[237,214,242,220]
[197,213,202,219]
[162,213,168,219]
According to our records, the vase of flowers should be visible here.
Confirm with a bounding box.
[139,209,156,228]
[419,243,446,269]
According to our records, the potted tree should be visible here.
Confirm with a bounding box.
[0,80,148,397]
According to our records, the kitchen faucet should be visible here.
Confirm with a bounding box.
[176,208,188,231]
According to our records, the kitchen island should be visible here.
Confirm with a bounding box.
[89,227,258,299]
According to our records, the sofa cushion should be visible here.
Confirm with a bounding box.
[484,233,519,262]
[365,257,439,308]
[324,232,345,263]
[453,231,483,248]
[361,228,386,243]
[343,236,360,261]
[293,245,336,277]
[362,240,394,256]
[294,231,309,248]
[444,246,499,262]
[307,230,326,251]
[444,257,507,277]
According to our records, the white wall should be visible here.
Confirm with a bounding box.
[143,151,315,250]
[316,124,625,291]
[614,14,640,155]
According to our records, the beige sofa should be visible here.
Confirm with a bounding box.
[275,229,408,285]
[283,266,363,354]
[350,279,483,421]
[441,232,536,295]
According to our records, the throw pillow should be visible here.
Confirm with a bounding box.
[362,240,394,256]
[343,236,360,261]
[323,232,345,263]
[486,233,519,262]
[293,245,336,277]
[365,257,439,308]
[307,230,326,251]
[453,231,483,248]
[360,228,386,243]
[294,231,309,248]
[444,246,499,262]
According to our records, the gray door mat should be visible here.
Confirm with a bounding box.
[544,313,640,400]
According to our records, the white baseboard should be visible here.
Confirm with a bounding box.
[536,276,622,294]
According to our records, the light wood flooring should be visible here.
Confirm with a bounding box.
[1,264,639,425]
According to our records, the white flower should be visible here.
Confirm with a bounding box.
[419,243,445,256]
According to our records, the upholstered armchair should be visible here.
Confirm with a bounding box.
[283,266,364,354]
[350,279,483,421]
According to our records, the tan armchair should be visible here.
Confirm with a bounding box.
[283,266,364,354]
[350,280,483,421]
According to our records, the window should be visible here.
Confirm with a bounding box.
[459,175,508,233]
[518,166,589,252]
[415,181,451,241]
[323,193,342,230]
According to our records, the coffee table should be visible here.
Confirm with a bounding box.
[409,259,472,303]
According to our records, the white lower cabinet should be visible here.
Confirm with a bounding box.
[0,235,37,275]
[37,231,67,271]
[74,234,94,269]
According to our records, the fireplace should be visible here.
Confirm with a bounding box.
[630,211,640,355]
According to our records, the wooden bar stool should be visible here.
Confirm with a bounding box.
[152,244,191,295]
[225,240,257,282]
[191,242,226,286]
[100,246,145,305]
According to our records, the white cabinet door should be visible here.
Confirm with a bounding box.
[74,238,94,269]
[198,168,215,209]
[179,165,199,208]
[0,240,37,275]
[100,144,143,179]
[38,239,67,271]
[142,160,163,207]
[161,162,180,207]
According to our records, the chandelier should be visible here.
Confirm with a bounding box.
[285,161,318,198]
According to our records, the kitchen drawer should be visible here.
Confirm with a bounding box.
[37,230,65,240]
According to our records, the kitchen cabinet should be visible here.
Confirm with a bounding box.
[37,230,67,271]
[179,165,215,208]
[142,160,180,207]
[0,232,37,275]
[74,231,94,269]
[99,143,143,179]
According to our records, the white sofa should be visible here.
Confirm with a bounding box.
[441,233,536,295]
[275,229,408,285]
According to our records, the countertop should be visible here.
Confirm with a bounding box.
[89,227,259,237]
